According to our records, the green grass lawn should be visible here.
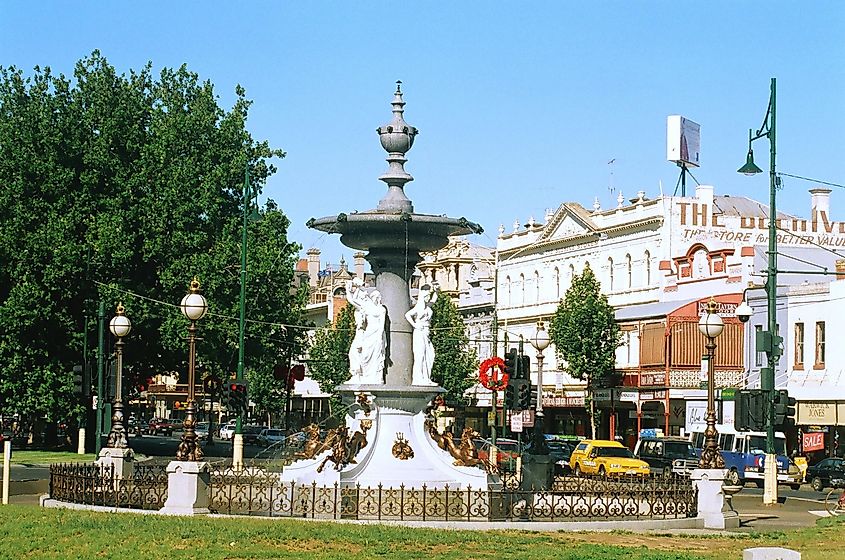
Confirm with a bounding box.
[0,505,842,560]
[8,450,98,464]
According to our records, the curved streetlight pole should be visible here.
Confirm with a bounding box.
[738,77,780,505]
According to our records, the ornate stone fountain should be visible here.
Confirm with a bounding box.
[283,82,489,490]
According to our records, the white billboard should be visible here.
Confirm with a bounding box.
[667,115,701,168]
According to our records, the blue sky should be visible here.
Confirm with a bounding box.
[3,2,843,269]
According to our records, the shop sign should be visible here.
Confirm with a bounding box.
[640,390,667,401]
[593,389,612,401]
[685,401,707,431]
[543,395,586,407]
[802,431,825,452]
[721,388,736,401]
[797,402,837,426]
[619,390,638,403]
[640,373,666,387]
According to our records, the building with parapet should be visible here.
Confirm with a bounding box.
[496,184,845,448]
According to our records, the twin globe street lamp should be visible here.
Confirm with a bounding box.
[697,298,725,469]
[176,278,208,462]
[106,304,132,449]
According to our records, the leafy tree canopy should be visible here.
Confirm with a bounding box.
[430,293,478,403]
[548,264,620,385]
[548,264,620,438]
[0,51,306,424]
[307,304,355,414]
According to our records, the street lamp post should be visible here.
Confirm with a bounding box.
[176,278,208,462]
[738,77,781,505]
[106,304,131,449]
[530,321,551,452]
[697,298,725,469]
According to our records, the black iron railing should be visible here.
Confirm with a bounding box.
[208,465,697,521]
[49,462,168,510]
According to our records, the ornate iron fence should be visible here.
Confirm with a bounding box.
[208,465,697,521]
[49,462,168,510]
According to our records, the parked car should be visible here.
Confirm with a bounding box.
[546,440,576,476]
[569,439,650,477]
[256,428,286,447]
[147,417,179,436]
[219,421,236,440]
[242,425,268,445]
[195,422,209,439]
[807,457,845,491]
[474,438,521,472]
[633,436,698,477]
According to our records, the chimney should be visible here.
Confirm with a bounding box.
[810,187,832,219]
[307,247,320,288]
[353,252,366,280]
[836,259,845,281]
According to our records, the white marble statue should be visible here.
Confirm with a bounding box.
[405,283,438,386]
[347,280,387,384]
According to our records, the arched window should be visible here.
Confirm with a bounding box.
[554,267,561,300]
[626,254,632,289]
[607,257,614,290]
[519,273,526,305]
[644,250,651,286]
[534,270,540,303]
[568,263,575,286]
[505,276,511,306]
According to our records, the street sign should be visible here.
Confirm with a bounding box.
[510,413,523,433]
[487,411,496,424]
[522,409,534,427]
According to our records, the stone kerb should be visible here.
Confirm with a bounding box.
[743,548,801,560]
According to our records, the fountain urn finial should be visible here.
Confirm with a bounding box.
[377,81,418,213]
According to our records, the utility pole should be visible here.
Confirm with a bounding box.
[95,301,106,455]
[233,163,250,469]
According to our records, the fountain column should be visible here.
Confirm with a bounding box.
[299,81,487,490]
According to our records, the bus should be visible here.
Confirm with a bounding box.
[688,424,798,489]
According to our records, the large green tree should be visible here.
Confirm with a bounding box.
[0,52,306,436]
[430,293,478,403]
[307,304,355,415]
[548,264,620,439]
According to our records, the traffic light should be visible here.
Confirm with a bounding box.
[73,365,84,395]
[221,383,232,410]
[504,383,516,408]
[228,381,248,415]
[512,379,531,410]
[520,355,531,380]
[504,349,518,378]
[773,389,797,429]
[735,389,766,432]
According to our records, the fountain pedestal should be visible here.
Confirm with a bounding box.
[280,386,490,490]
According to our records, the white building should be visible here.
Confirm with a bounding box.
[496,185,845,445]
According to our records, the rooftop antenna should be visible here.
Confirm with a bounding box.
[607,158,616,203]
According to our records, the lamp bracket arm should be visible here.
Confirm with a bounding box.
[753,96,773,140]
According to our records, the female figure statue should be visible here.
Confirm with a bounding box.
[405,283,438,386]
[347,280,387,384]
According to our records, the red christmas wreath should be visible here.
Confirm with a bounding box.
[479,356,508,391]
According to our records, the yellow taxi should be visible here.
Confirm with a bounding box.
[569,439,650,477]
